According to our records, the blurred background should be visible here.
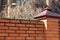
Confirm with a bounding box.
[0,0,60,20]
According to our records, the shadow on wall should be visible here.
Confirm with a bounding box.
[58,21,60,40]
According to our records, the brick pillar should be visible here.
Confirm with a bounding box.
[34,7,60,40]
[45,18,59,40]
[39,17,59,40]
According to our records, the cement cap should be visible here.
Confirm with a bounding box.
[34,7,60,19]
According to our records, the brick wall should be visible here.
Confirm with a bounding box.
[0,19,45,40]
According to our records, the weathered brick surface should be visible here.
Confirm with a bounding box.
[0,37,5,40]
[10,20,20,23]
[0,26,8,30]
[21,20,30,24]
[0,19,44,40]
[0,19,59,40]
[6,37,15,40]
[16,24,25,27]
[0,20,9,23]
[0,33,8,37]
[46,18,59,40]
[5,23,15,27]
[0,23,4,26]
[16,37,25,40]
[0,30,5,33]
[9,33,19,37]
[16,30,26,33]
[6,30,15,33]
[26,37,35,40]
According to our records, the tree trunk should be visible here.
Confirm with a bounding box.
[46,0,52,7]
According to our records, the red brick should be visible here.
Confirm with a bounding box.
[36,31,44,34]
[46,38,58,40]
[46,38,52,40]
[29,28,37,31]
[16,37,25,40]
[0,37,5,40]
[6,37,15,40]
[47,23,58,26]
[37,28,44,31]
[0,26,8,30]
[0,30,5,33]
[0,33,8,36]
[27,31,35,33]
[10,20,20,23]
[47,29,58,31]
[38,34,45,37]
[46,30,58,33]
[29,34,38,37]
[6,30,15,33]
[26,37,35,40]
[48,26,58,28]
[9,33,19,37]
[16,30,26,33]
[47,32,58,35]
[21,20,30,24]
[37,21,44,25]
[47,25,58,27]
[20,34,28,37]
[5,23,15,27]
[47,22,58,24]
[0,20,9,23]
[51,38,58,40]
[36,37,43,40]
[47,28,58,31]
[47,18,58,21]
[59,26,60,28]
[0,23,4,26]
[46,35,59,37]
[30,21,37,24]
[36,25,44,28]
[48,20,58,22]
[16,24,25,27]
[26,24,35,27]
[19,27,28,31]
[46,32,58,35]
[9,27,18,30]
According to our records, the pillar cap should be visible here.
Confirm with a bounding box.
[34,7,60,19]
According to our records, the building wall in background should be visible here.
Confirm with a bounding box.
[0,0,46,19]
[0,0,60,19]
